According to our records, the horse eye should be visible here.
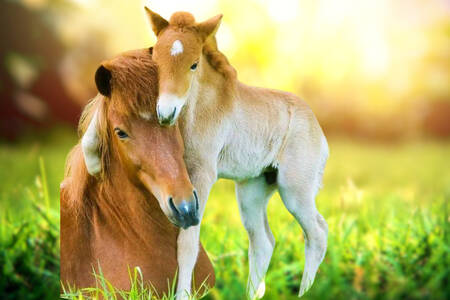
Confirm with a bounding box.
[114,128,128,139]
[190,62,198,71]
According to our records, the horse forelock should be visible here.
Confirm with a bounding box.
[106,51,159,117]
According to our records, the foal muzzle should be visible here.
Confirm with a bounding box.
[168,190,200,229]
[156,94,185,126]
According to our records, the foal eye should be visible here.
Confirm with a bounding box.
[114,128,129,139]
[190,62,198,71]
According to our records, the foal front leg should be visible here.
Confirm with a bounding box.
[236,176,277,299]
[176,169,216,300]
[176,225,200,300]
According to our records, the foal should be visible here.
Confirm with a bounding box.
[145,9,329,299]
[61,48,214,295]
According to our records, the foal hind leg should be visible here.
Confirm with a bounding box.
[236,176,276,299]
[277,147,328,296]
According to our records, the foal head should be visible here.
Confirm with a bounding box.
[145,7,222,125]
[81,49,199,229]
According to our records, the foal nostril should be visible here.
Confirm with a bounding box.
[193,190,199,210]
[157,106,177,125]
[168,107,177,121]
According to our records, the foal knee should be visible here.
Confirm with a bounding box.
[316,213,328,236]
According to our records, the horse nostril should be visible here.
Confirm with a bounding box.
[168,197,179,215]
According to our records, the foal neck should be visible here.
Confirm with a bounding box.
[185,49,236,118]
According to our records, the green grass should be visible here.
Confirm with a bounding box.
[0,129,449,299]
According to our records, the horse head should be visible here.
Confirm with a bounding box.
[81,48,199,229]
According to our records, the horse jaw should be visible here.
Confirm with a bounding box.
[81,109,102,175]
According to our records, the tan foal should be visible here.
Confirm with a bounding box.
[148,8,328,299]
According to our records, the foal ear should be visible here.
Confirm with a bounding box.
[95,65,112,97]
[196,14,223,42]
[145,7,169,36]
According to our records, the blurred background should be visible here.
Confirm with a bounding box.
[0,0,449,299]
[1,0,449,140]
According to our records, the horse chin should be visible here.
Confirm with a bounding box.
[167,216,197,230]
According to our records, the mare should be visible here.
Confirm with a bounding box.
[143,9,329,299]
[61,48,215,296]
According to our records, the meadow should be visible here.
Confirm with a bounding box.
[0,128,448,300]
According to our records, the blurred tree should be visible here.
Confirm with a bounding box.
[0,0,81,140]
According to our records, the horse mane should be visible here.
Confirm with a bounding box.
[63,94,105,218]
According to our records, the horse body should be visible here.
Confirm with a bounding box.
[61,49,215,295]
[145,9,329,299]
[61,145,214,293]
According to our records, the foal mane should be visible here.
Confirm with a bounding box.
[203,38,237,87]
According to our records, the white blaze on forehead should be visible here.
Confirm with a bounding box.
[170,40,183,56]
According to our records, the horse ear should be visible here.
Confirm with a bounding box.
[145,7,169,36]
[95,65,112,97]
[196,14,223,42]
[81,109,101,176]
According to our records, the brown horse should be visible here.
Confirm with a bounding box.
[60,48,215,296]
[144,9,329,299]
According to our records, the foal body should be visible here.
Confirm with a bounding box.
[146,10,329,299]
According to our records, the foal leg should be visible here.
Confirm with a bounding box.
[176,169,216,300]
[277,139,328,297]
[236,176,276,299]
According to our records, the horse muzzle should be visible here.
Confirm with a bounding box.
[168,190,200,229]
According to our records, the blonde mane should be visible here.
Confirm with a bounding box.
[203,37,237,87]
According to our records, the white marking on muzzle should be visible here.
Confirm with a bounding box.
[156,93,185,125]
[170,40,183,56]
[81,109,101,175]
